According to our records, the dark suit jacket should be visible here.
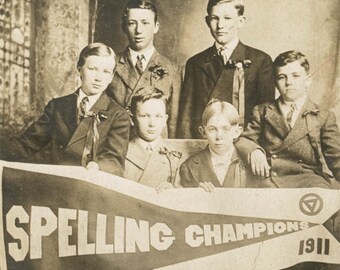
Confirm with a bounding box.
[180,146,246,188]
[0,91,130,176]
[235,98,340,188]
[108,48,182,138]
[177,42,275,138]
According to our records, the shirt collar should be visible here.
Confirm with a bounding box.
[136,136,160,151]
[78,88,102,109]
[280,95,307,111]
[215,37,239,51]
[209,145,235,164]
[129,46,155,66]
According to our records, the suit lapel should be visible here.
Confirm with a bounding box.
[190,147,221,187]
[59,91,78,135]
[115,48,139,92]
[264,101,291,140]
[140,143,169,183]
[201,46,224,86]
[126,138,149,170]
[274,100,311,152]
[67,92,110,147]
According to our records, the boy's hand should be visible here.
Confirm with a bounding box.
[155,182,174,193]
[199,182,215,192]
[86,161,99,170]
[250,149,270,177]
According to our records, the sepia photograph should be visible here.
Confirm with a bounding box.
[0,0,339,269]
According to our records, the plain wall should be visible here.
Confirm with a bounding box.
[95,0,339,113]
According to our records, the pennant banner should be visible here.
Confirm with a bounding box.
[0,161,339,270]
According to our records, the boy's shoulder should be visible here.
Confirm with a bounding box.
[181,146,209,168]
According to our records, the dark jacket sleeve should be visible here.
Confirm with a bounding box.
[234,105,266,163]
[320,111,340,182]
[167,65,183,138]
[179,160,198,187]
[177,59,195,139]
[256,54,276,105]
[0,100,54,161]
[97,108,130,176]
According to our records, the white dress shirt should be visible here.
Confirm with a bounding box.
[77,88,102,112]
[215,37,239,62]
[279,95,307,128]
[129,46,155,72]
[209,146,234,185]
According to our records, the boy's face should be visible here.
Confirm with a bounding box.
[134,98,168,142]
[124,8,159,52]
[200,114,242,156]
[79,55,115,96]
[275,61,311,102]
[207,2,245,46]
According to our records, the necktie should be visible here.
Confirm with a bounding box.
[218,47,232,65]
[146,143,153,153]
[78,96,89,123]
[135,54,145,75]
[287,103,297,129]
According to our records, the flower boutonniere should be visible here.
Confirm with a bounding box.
[226,59,252,69]
[97,111,108,122]
[149,64,168,80]
[85,111,108,123]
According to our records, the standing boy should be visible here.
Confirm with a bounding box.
[235,50,340,188]
[0,43,130,176]
[109,0,181,138]
[124,87,182,190]
[178,0,275,138]
[180,99,246,192]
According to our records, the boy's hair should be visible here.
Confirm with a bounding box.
[273,50,310,74]
[206,0,244,16]
[130,86,167,116]
[202,99,239,126]
[77,42,115,69]
[122,0,158,24]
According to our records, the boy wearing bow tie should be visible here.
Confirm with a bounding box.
[177,0,275,139]
[108,0,181,138]
[236,50,340,188]
[0,43,130,176]
[124,87,182,190]
[180,99,246,192]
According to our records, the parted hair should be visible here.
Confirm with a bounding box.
[130,86,167,116]
[77,42,115,70]
[122,0,158,24]
[202,99,240,126]
[206,0,244,16]
[273,50,310,74]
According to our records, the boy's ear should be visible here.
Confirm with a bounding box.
[238,15,246,26]
[233,125,243,140]
[199,126,207,138]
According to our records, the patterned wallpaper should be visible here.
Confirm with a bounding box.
[34,0,89,108]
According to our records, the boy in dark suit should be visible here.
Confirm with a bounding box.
[0,43,130,176]
[180,99,246,192]
[108,0,181,138]
[177,0,275,139]
[124,87,182,190]
[235,50,340,188]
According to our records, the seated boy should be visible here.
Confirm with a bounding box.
[124,87,182,190]
[0,43,130,176]
[180,99,246,192]
[235,50,340,188]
